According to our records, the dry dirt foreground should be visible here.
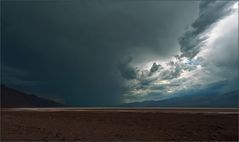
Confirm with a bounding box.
[1,108,238,141]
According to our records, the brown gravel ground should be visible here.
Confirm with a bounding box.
[1,109,238,141]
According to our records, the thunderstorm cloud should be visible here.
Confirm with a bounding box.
[1,0,238,105]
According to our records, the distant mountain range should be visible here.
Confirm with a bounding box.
[1,85,63,108]
[122,91,239,108]
[1,84,238,108]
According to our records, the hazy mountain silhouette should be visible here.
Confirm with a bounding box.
[1,85,63,108]
[122,91,239,108]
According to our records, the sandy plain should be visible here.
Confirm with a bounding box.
[1,108,238,141]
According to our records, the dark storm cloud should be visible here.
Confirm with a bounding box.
[119,58,137,80]
[149,63,161,76]
[179,1,236,58]
[1,0,198,105]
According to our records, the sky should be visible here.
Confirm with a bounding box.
[1,0,238,106]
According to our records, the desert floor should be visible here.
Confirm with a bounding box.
[1,108,238,141]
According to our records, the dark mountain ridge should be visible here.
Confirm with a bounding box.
[122,90,239,108]
[1,85,63,108]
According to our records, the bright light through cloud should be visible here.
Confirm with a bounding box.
[122,1,238,103]
[232,2,238,10]
[198,1,238,60]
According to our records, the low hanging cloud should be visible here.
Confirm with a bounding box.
[121,55,205,101]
